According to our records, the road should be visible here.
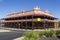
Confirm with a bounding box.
[0,28,25,40]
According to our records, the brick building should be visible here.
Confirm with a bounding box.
[1,7,58,29]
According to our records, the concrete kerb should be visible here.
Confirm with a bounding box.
[0,27,60,32]
[0,29,11,32]
[13,36,24,40]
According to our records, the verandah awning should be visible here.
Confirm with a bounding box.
[0,19,58,23]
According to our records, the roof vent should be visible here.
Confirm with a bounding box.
[45,10,49,13]
[20,10,24,13]
[20,10,25,14]
[34,6,40,11]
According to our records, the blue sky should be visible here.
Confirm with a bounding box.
[0,0,60,20]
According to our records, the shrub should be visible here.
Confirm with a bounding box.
[24,31,33,38]
[23,31,40,40]
[44,29,56,37]
[39,31,44,37]
[56,30,60,35]
[23,29,60,40]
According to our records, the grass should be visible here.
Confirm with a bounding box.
[23,30,40,40]
[23,29,60,40]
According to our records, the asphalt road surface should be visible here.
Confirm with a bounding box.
[0,30,25,40]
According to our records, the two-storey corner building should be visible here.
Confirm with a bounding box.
[1,7,58,29]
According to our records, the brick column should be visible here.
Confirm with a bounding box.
[32,16,33,29]
[54,22,58,29]
[56,22,58,29]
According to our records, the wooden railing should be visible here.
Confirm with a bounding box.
[1,19,58,23]
[42,19,58,22]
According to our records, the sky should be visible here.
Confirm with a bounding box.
[0,0,60,20]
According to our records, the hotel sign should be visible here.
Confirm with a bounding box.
[36,18,42,22]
